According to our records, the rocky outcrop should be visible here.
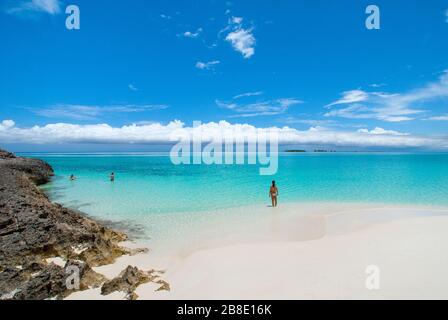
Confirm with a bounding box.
[101,266,170,300]
[101,266,152,299]
[0,150,130,299]
[1,259,105,300]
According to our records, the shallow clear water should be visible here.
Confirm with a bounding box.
[23,153,448,233]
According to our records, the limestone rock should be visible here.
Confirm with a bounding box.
[101,266,154,298]
[0,149,129,300]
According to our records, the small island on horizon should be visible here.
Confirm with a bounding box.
[285,149,337,153]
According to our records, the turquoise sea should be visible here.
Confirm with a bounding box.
[22,153,448,243]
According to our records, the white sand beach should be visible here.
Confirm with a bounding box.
[66,202,448,300]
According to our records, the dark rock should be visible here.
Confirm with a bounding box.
[0,149,129,300]
[101,266,154,298]
[12,264,67,300]
[155,280,170,292]
[0,150,15,159]
[0,267,30,296]
[0,217,14,229]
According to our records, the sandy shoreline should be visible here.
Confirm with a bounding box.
[66,202,448,300]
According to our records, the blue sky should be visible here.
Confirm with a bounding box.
[1,0,448,151]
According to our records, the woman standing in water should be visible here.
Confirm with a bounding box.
[269,181,279,207]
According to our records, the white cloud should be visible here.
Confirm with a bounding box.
[231,16,243,24]
[215,100,238,110]
[226,28,256,59]
[369,83,386,88]
[183,28,203,38]
[233,91,263,99]
[427,114,448,121]
[223,16,256,59]
[0,120,15,129]
[325,103,415,122]
[325,90,369,108]
[325,71,448,122]
[31,104,169,120]
[283,118,337,126]
[278,98,302,108]
[0,119,446,149]
[195,60,220,70]
[357,127,409,136]
[7,0,61,15]
[216,98,303,117]
[128,84,138,91]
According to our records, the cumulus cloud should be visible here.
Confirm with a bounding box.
[224,16,256,59]
[31,104,169,120]
[226,29,256,59]
[0,119,446,149]
[0,120,15,130]
[6,0,61,15]
[325,71,448,122]
[195,60,220,71]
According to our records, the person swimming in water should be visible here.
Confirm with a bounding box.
[110,172,115,182]
[269,180,279,207]
[69,174,76,181]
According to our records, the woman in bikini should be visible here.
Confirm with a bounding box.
[269,180,279,207]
